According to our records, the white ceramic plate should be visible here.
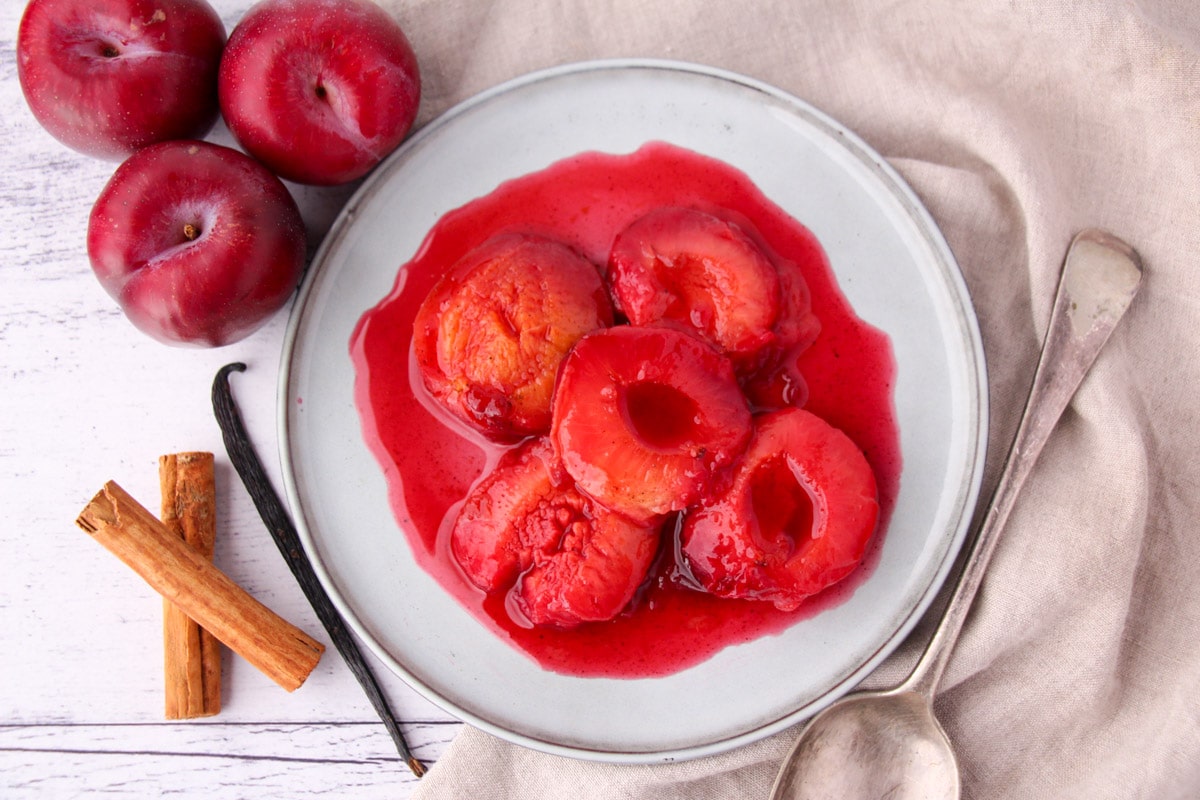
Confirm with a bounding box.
[279,59,987,763]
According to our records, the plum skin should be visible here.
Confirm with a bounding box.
[218,0,422,186]
[86,140,307,347]
[17,0,226,160]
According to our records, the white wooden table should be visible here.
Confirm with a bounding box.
[0,4,460,796]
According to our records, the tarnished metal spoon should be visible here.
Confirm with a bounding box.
[769,230,1143,800]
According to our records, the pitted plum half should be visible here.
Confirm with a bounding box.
[607,206,820,381]
[608,206,777,357]
[551,325,753,522]
[679,407,879,610]
[450,437,661,628]
[413,233,613,441]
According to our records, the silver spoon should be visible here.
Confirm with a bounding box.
[769,229,1143,800]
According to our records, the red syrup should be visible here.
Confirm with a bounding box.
[350,142,900,678]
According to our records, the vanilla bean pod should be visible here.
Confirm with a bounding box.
[212,362,425,777]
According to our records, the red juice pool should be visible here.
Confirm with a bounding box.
[350,141,899,678]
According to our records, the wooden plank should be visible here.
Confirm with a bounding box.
[0,722,458,798]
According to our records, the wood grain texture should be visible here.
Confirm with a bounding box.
[0,2,463,796]
[0,722,457,798]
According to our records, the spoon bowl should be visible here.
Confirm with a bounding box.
[773,689,958,800]
[769,229,1142,800]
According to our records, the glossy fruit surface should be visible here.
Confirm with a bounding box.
[552,325,752,522]
[17,0,226,160]
[680,407,879,610]
[414,233,613,441]
[218,0,421,185]
[451,438,661,628]
[86,140,306,346]
[608,207,781,359]
[739,255,823,408]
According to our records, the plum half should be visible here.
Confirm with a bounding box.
[451,437,661,628]
[679,407,879,610]
[413,233,613,442]
[551,325,752,522]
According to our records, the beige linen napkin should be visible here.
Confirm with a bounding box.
[389,0,1200,797]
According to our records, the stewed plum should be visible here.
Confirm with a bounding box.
[679,407,879,610]
[451,437,661,628]
[551,325,752,523]
[607,206,820,379]
[413,233,613,442]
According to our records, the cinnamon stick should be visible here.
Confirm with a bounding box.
[77,481,324,692]
[160,452,221,719]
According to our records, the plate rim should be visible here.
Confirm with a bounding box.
[277,57,989,763]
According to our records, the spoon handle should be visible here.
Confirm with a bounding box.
[903,229,1142,698]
